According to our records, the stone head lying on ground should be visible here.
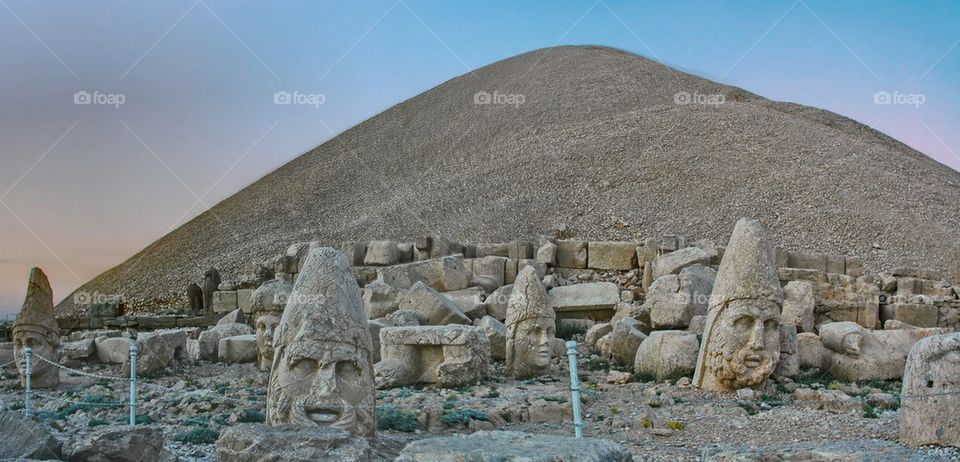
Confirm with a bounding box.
[694,218,783,393]
[266,246,375,437]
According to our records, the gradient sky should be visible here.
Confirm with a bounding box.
[1,0,958,316]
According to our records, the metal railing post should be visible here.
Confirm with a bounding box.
[565,340,583,438]
[24,347,32,418]
[129,341,137,426]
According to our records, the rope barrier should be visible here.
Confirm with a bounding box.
[0,359,15,368]
[32,354,129,382]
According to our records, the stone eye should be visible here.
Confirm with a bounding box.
[291,357,318,375]
[734,316,753,330]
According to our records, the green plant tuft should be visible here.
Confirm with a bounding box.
[174,427,220,445]
[441,408,489,425]
[376,406,418,432]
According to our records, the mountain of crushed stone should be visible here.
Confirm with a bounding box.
[57,45,960,317]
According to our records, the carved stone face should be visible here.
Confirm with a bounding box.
[13,330,58,387]
[255,313,281,371]
[508,316,556,376]
[268,338,375,436]
[706,299,780,389]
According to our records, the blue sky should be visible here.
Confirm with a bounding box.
[1,0,958,315]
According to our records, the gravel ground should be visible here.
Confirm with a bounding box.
[3,344,959,461]
[56,45,960,317]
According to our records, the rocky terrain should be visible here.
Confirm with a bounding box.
[4,345,960,461]
[57,45,960,317]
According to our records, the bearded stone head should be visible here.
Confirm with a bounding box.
[694,219,783,393]
[265,246,375,437]
[704,298,780,390]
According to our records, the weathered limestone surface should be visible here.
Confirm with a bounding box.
[363,240,400,266]
[535,240,557,266]
[217,309,246,326]
[379,255,471,292]
[64,425,172,462]
[398,281,471,326]
[13,267,60,388]
[506,267,556,377]
[584,322,613,349]
[484,284,513,321]
[476,315,507,360]
[217,425,373,462]
[588,241,639,270]
[556,240,587,269]
[251,273,292,371]
[61,338,95,361]
[818,321,947,380]
[652,246,715,279]
[704,439,932,462]
[212,290,238,314]
[218,334,257,363]
[198,323,253,361]
[443,286,486,320]
[96,336,131,364]
[900,332,960,448]
[606,317,647,366]
[123,329,186,375]
[362,275,402,319]
[266,246,375,437]
[548,282,620,320]
[396,430,633,462]
[0,410,62,459]
[646,264,716,329]
[781,280,815,333]
[376,325,489,388]
[634,330,700,381]
[694,219,783,393]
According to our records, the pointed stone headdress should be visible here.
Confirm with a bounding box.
[273,246,372,356]
[694,218,782,387]
[505,266,554,328]
[13,267,59,339]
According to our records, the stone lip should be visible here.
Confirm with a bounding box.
[396,430,634,462]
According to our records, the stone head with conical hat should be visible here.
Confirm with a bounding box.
[13,267,60,388]
[251,272,293,372]
[694,218,783,392]
[266,246,375,437]
[505,266,556,378]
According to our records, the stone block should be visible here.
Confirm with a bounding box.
[218,334,257,363]
[652,246,714,279]
[535,241,557,266]
[395,430,632,462]
[882,303,939,327]
[900,332,960,448]
[443,286,486,320]
[95,336,131,364]
[197,322,253,360]
[236,289,254,314]
[398,281,471,325]
[397,243,414,263]
[212,290,238,314]
[376,325,489,388]
[472,256,507,287]
[555,240,587,269]
[503,258,519,284]
[633,330,700,381]
[364,240,400,266]
[475,315,507,360]
[845,256,863,277]
[484,285,513,321]
[507,240,534,260]
[646,265,716,329]
[588,241,640,270]
[547,282,619,320]
[378,255,471,292]
[787,252,828,272]
[339,241,367,266]
[475,242,509,258]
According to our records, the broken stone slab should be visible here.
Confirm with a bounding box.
[217,308,246,326]
[900,332,960,448]
[362,275,402,319]
[484,284,513,321]
[384,309,421,326]
[217,425,374,462]
[0,410,62,459]
[64,425,173,462]
[607,317,647,366]
[395,430,633,462]
[198,322,254,360]
[212,290,238,314]
[646,264,716,329]
[584,322,613,349]
[535,240,557,266]
[339,241,367,266]
[651,246,715,280]
[363,240,399,266]
[882,303,939,328]
[375,325,489,388]
[588,241,640,270]
[548,282,620,321]
[61,338,96,361]
[634,330,700,381]
[95,336,131,363]
[443,286,486,320]
[555,240,588,269]
[504,258,519,284]
[218,334,257,363]
[636,237,659,269]
[378,255,471,292]
[398,281,471,325]
[475,242,509,258]
[782,280,816,333]
[123,329,187,375]
[507,240,534,260]
[475,315,507,360]
[472,256,507,288]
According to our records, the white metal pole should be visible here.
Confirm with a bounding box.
[565,340,583,438]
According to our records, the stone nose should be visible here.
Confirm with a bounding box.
[748,320,765,350]
[312,363,338,394]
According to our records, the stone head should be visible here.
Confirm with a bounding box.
[705,298,780,389]
[266,246,374,437]
[13,267,60,388]
[505,266,555,377]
